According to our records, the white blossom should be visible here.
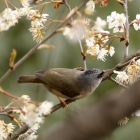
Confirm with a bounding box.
[2,8,19,22]
[97,30,110,44]
[136,59,140,65]
[27,112,43,127]
[93,17,106,31]
[114,70,129,84]
[7,123,15,134]
[113,26,124,33]
[82,18,91,26]
[21,95,31,102]
[86,0,95,10]
[0,122,7,139]
[115,13,126,27]
[0,8,20,32]
[133,14,140,30]
[108,46,115,57]
[19,103,44,127]
[31,13,49,27]
[29,26,44,43]
[107,11,117,29]
[86,44,100,57]
[24,132,38,140]
[36,101,53,116]
[17,7,30,17]
[127,65,139,76]
[97,48,108,61]
[85,0,95,15]
[30,123,40,133]
[20,0,30,7]
[85,38,95,47]
[63,19,86,41]
[107,11,126,33]
[132,109,140,117]
[0,121,15,139]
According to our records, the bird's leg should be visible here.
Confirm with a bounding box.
[56,95,68,108]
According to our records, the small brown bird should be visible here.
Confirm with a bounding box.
[18,68,104,107]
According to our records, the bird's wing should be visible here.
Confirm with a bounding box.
[35,68,82,98]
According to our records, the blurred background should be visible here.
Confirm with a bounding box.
[0,0,140,139]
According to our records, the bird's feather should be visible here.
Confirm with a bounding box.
[35,68,83,98]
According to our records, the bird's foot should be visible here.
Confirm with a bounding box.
[56,96,68,108]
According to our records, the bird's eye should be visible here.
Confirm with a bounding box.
[97,71,104,78]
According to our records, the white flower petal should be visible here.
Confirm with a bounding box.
[97,48,108,61]
[109,46,115,57]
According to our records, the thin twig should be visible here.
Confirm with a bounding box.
[0,87,19,100]
[4,0,9,8]
[64,0,87,70]
[123,0,129,58]
[0,87,39,105]
[0,0,89,84]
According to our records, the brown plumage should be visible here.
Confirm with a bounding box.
[18,68,104,107]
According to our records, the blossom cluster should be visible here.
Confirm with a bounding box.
[63,0,115,62]
[114,59,140,85]
[63,17,115,61]
[0,1,49,42]
[0,95,53,140]
[107,11,126,33]
[0,8,20,32]
[28,10,49,42]
[85,29,115,61]
[0,120,15,139]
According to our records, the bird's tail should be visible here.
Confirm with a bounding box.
[18,75,42,83]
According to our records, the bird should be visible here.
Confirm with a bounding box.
[18,68,104,107]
